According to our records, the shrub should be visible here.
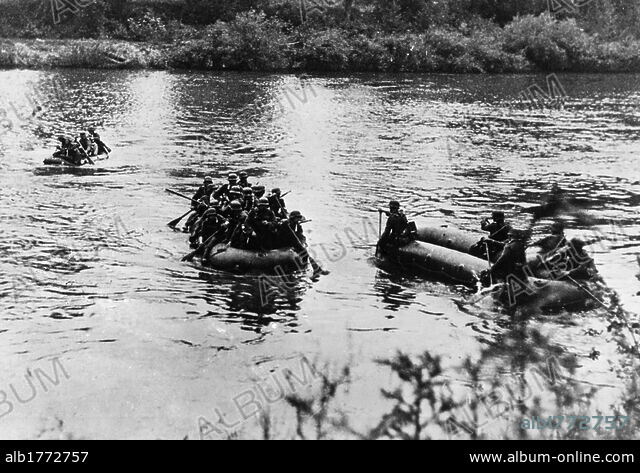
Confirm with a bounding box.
[296,28,351,72]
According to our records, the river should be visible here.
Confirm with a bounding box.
[0,70,638,439]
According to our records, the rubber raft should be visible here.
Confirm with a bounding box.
[43,152,110,166]
[204,244,308,274]
[377,224,596,311]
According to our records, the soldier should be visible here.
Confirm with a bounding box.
[189,206,224,249]
[192,176,215,205]
[276,210,306,252]
[242,187,255,212]
[183,177,215,233]
[76,131,98,157]
[247,197,278,250]
[484,228,528,284]
[213,173,240,202]
[472,210,512,260]
[378,201,409,250]
[268,188,288,219]
[533,221,567,255]
[203,200,248,259]
[252,185,266,200]
[238,171,252,189]
[54,135,72,158]
[87,127,111,155]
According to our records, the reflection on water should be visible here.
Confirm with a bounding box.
[0,70,638,438]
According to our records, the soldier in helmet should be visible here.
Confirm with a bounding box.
[252,185,266,200]
[378,201,410,250]
[472,210,512,260]
[192,176,215,206]
[76,130,98,158]
[87,127,111,155]
[183,176,215,233]
[213,173,240,202]
[481,210,511,243]
[54,135,73,158]
[247,197,277,250]
[238,171,252,189]
[242,187,255,212]
[268,188,288,219]
[483,228,528,284]
[533,221,567,255]
[203,200,248,258]
[227,186,244,209]
[189,205,224,249]
[276,210,307,251]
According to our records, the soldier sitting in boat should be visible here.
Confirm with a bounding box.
[275,211,307,252]
[76,131,98,157]
[189,206,224,249]
[54,135,73,157]
[242,187,255,212]
[183,177,215,233]
[481,228,528,286]
[203,200,248,258]
[377,201,416,252]
[471,210,512,260]
[252,185,266,200]
[213,173,240,203]
[87,127,111,155]
[548,238,598,281]
[246,198,278,250]
[533,221,567,254]
[238,171,252,189]
[529,221,568,271]
[268,188,288,219]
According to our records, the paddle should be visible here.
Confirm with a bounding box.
[166,189,205,207]
[75,140,94,165]
[168,209,193,229]
[483,241,494,286]
[182,227,225,262]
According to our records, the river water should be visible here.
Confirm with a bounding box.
[0,70,639,439]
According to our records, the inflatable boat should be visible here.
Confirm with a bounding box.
[43,152,110,166]
[204,244,308,274]
[377,236,598,311]
[415,223,590,280]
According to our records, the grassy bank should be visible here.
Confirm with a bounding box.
[1,1,640,72]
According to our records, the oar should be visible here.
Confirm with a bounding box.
[76,141,94,165]
[166,189,203,206]
[182,227,225,262]
[483,241,494,286]
[283,222,328,276]
[168,209,193,229]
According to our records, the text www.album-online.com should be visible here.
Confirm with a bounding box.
[469,452,634,463]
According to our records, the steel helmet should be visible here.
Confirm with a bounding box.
[258,197,269,207]
[289,210,304,221]
[229,200,242,210]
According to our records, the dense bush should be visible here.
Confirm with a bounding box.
[1,0,640,72]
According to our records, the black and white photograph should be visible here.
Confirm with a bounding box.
[0,0,640,452]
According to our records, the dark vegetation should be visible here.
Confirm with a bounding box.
[1,0,640,71]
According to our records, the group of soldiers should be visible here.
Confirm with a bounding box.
[54,127,111,165]
[378,202,597,286]
[473,211,596,284]
[184,172,308,259]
